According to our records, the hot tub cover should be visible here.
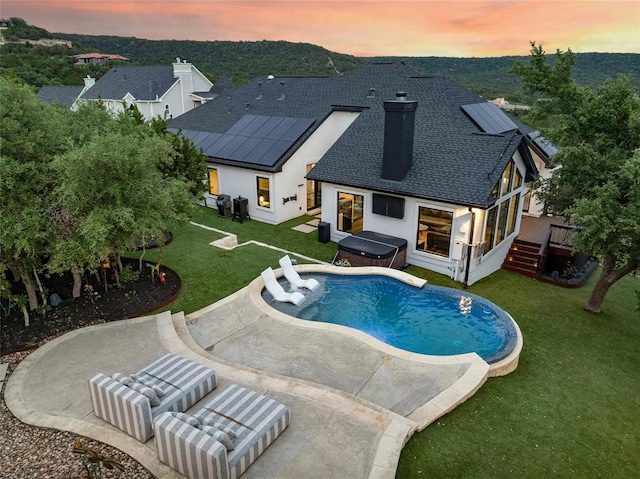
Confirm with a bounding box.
[338,231,407,259]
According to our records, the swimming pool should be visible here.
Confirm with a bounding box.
[262,272,519,364]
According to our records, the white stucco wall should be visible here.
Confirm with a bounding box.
[203,110,361,224]
[318,150,529,285]
[319,183,469,279]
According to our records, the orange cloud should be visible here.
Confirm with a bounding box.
[2,1,638,56]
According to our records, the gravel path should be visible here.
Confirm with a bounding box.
[0,350,155,479]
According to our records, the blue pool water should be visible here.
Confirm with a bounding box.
[262,273,518,364]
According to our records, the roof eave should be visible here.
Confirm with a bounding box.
[308,178,493,210]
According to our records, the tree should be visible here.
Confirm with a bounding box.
[0,78,67,311]
[512,43,640,312]
[49,118,195,296]
[145,115,208,197]
[568,153,640,311]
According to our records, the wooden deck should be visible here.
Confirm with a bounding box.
[517,215,568,245]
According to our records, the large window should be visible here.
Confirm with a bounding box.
[484,160,523,254]
[416,207,453,257]
[256,177,271,207]
[208,169,219,195]
[337,192,364,233]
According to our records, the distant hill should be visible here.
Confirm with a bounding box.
[372,53,640,101]
[1,19,638,101]
[54,34,364,84]
[53,32,640,100]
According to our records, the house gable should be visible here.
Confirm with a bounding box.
[37,85,84,107]
[82,65,177,102]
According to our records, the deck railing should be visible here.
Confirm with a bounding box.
[537,228,553,275]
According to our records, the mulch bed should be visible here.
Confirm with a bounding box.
[1,257,181,355]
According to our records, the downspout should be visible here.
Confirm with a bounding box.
[463,207,476,289]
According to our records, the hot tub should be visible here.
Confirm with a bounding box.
[337,231,407,269]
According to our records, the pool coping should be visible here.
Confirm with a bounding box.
[250,263,522,379]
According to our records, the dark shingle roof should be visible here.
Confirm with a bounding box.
[81,66,177,101]
[170,62,541,208]
[37,85,84,107]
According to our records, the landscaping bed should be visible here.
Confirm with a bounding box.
[1,257,180,355]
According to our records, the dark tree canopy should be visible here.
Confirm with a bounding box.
[512,43,640,313]
[0,77,200,315]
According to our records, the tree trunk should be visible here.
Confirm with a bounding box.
[22,304,29,327]
[584,255,638,313]
[6,261,21,282]
[33,268,47,306]
[71,266,83,298]
[19,268,39,311]
[139,243,146,272]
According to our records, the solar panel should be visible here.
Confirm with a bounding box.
[198,133,223,152]
[203,115,315,167]
[527,131,559,157]
[225,114,258,135]
[462,102,518,134]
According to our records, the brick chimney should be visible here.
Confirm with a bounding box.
[382,92,418,181]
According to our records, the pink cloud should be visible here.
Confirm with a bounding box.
[2,1,637,56]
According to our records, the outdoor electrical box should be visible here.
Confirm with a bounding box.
[452,240,465,261]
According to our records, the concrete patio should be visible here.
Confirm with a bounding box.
[5,266,515,478]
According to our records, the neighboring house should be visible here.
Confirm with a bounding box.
[169,62,557,284]
[74,53,129,65]
[490,97,531,112]
[79,58,214,120]
[37,85,86,107]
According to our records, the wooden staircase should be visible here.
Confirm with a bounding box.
[502,239,544,278]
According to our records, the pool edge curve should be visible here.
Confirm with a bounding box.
[250,264,522,378]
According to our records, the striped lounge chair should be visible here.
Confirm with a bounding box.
[154,384,290,479]
[88,353,216,442]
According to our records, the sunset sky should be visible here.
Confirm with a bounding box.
[3,1,639,57]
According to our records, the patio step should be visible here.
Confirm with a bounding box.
[502,263,540,278]
[170,312,210,357]
[509,242,540,255]
[502,239,543,278]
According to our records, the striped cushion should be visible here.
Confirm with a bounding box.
[112,373,134,386]
[202,427,235,450]
[169,412,201,428]
[154,412,231,479]
[194,384,290,479]
[88,354,217,442]
[130,373,166,396]
[129,382,160,407]
[89,373,153,442]
[140,353,216,411]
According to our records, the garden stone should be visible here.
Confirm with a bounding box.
[49,293,62,307]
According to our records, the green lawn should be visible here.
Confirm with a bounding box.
[130,208,639,478]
